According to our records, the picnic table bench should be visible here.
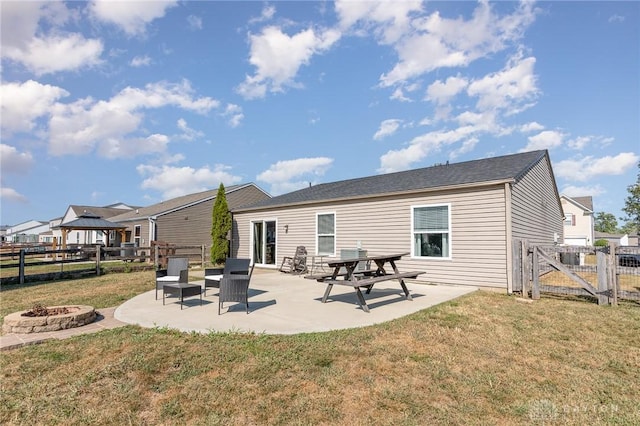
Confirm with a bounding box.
[305,252,424,313]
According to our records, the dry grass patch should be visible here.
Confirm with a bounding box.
[1,287,639,425]
[0,271,154,321]
[540,270,639,293]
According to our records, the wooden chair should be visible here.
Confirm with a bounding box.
[279,246,308,274]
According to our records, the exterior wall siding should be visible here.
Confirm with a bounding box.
[234,185,510,289]
[511,158,564,245]
[155,185,270,261]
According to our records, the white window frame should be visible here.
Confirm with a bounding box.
[564,213,575,226]
[316,212,336,256]
[411,203,452,260]
[134,225,141,247]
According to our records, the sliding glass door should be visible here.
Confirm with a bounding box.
[252,220,276,266]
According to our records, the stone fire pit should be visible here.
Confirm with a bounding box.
[2,305,96,334]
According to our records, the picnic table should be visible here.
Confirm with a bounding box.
[304,252,424,313]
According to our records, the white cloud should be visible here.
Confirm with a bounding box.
[137,163,242,200]
[176,118,204,141]
[567,136,592,151]
[378,1,537,87]
[608,14,625,24]
[222,104,244,128]
[449,137,479,159]
[0,144,34,174]
[0,187,28,204]
[249,5,276,24]
[378,125,478,173]
[467,53,538,113]
[373,119,403,140]
[390,87,412,102]
[99,134,170,159]
[257,157,334,195]
[554,152,640,182]
[130,55,152,67]
[237,26,341,99]
[48,80,219,157]
[426,75,468,104]
[4,34,103,76]
[187,15,202,31]
[1,80,69,133]
[522,130,566,152]
[335,0,422,44]
[561,184,605,198]
[89,0,178,36]
[520,121,544,133]
[1,2,103,75]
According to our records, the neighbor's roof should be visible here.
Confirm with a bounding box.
[109,183,261,222]
[59,214,126,230]
[68,205,136,221]
[563,195,594,212]
[235,150,550,212]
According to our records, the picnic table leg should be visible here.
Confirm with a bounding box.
[354,287,370,313]
[398,279,413,301]
[322,283,334,303]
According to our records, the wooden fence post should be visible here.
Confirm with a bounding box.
[19,249,25,285]
[596,250,608,305]
[522,240,529,298]
[609,243,618,306]
[201,245,205,268]
[532,246,540,300]
[96,245,101,276]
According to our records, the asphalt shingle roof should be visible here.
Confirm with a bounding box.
[60,216,126,230]
[236,150,548,211]
[571,196,594,212]
[109,184,246,222]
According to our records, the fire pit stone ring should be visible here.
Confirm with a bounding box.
[2,305,96,334]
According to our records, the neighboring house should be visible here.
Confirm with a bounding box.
[5,220,50,243]
[109,183,270,254]
[232,150,563,292]
[561,195,594,246]
[0,225,8,243]
[39,217,62,244]
[54,204,137,246]
[594,231,629,246]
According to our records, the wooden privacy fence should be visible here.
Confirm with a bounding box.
[0,243,208,285]
[512,240,640,306]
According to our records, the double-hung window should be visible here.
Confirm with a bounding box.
[564,213,575,226]
[317,212,335,256]
[413,204,450,258]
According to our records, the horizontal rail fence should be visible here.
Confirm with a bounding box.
[513,239,640,305]
[0,243,207,285]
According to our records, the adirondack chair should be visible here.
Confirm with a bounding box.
[279,246,308,274]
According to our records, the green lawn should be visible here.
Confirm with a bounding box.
[1,272,639,425]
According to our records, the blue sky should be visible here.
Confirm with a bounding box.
[1,0,638,227]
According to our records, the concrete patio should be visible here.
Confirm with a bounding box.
[115,269,477,335]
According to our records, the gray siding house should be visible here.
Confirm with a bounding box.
[231,150,563,292]
[110,184,270,257]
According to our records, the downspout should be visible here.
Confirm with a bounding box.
[505,182,513,294]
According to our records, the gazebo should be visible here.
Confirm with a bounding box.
[57,211,127,252]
